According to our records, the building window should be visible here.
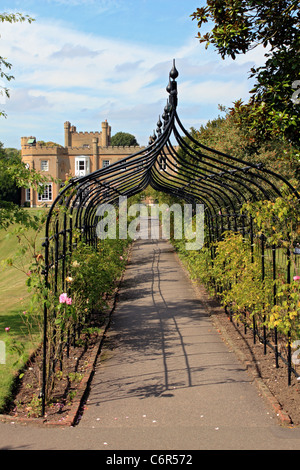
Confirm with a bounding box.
[38,183,53,202]
[41,160,49,171]
[75,156,90,176]
[102,160,110,168]
[25,188,30,202]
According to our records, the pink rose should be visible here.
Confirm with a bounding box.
[66,297,72,305]
[293,276,300,281]
[59,293,68,303]
[5,327,10,332]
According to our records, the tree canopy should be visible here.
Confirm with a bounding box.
[191,1,300,147]
[110,132,139,147]
[0,146,21,205]
[0,142,54,228]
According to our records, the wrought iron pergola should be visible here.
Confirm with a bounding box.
[40,60,300,415]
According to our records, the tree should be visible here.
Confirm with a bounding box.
[110,132,139,147]
[0,147,21,205]
[0,142,56,228]
[191,1,300,147]
[182,108,299,183]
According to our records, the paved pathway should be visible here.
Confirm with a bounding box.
[1,223,300,450]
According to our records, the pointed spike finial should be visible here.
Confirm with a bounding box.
[164,99,170,113]
[169,59,179,80]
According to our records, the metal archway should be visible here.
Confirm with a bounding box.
[40,60,300,413]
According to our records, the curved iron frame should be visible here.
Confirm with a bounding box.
[40,60,300,414]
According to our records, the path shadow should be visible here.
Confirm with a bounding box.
[82,238,248,410]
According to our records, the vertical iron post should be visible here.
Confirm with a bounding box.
[272,245,279,368]
[261,233,267,354]
[41,236,49,417]
[287,245,292,385]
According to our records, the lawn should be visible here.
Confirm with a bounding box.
[0,209,46,411]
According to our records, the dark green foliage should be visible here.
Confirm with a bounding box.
[111,132,139,147]
[191,1,300,147]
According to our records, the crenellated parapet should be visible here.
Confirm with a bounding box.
[64,120,112,148]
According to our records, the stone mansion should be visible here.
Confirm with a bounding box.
[21,120,145,207]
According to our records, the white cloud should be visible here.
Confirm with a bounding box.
[1,19,170,86]
[5,88,51,112]
[0,15,261,148]
[50,44,104,59]
[179,79,249,105]
[234,43,269,67]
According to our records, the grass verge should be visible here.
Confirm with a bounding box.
[0,212,44,411]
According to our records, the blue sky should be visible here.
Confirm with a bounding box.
[1,0,268,149]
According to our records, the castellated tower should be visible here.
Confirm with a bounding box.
[101,120,111,147]
[64,121,71,147]
[64,120,111,148]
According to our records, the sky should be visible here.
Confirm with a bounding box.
[0,0,268,149]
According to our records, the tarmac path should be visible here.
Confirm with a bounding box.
[1,220,300,451]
